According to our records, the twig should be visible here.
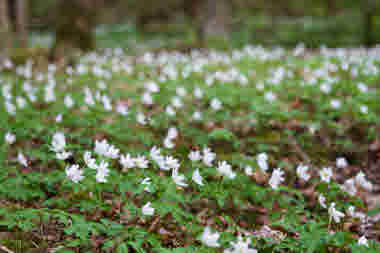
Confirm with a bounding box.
[0,245,14,253]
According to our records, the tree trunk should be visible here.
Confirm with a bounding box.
[190,0,231,44]
[50,0,98,63]
[15,0,28,48]
[363,0,377,47]
[0,0,12,60]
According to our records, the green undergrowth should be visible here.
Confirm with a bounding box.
[0,43,380,253]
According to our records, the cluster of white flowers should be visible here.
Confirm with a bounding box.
[3,44,380,252]
[94,139,120,159]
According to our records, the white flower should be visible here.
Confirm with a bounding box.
[194,87,203,99]
[309,124,317,134]
[264,91,276,103]
[142,202,155,216]
[16,96,26,108]
[357,82,368,93]
[94,139,119,159]
[55,114,63,122]
[200,227,220,248]
[5,100,16,115]
[319,167,333,183]
[141,177,152,192]
[166,105,176,116]
[17,152,28,167]
[96,160,110,183]
[116,104,129,116]
[142,92,154,105]
[224,236,257,253]
[97,80,107,90]
[176,86,187,97]
[340,178,357,196]
[101,95,113,111]
[347,206,356,217]
[171,97,183,108]
[155,156,167,171]
[136,113,147,125]
[296,164,310,181]
[5,132,16,145]
[167,127,178,139]
[355,171,373,191]
[145,81,160,93]
[336,157,348,169]
[84,151,97,169]
[217,161,236,179]
[165,156,180,170]
[192,169,204,186]
[189,150,202,162]
[65,164,84,183]
[172,168,188,187]
[44,84,56,103]
[150,146,161,161]
[56,151,72,160]
[256,82,265,90]
[330,99,341,109]
[64,95,75,108]
[320,83,331,94]
[51,132,66,153]
[84,89,95,106]
[245,165,253,176]
[163,137,175,149]
[2,84,12,99]
[358,236,369,247]
[328,202,345,223]
[202,147,216,167]
[210,98,222,111]
[346,206,366,220]
[192,111,202,120]
[318,194,327,208]
[257,153,268,172]
[135,155,149,169]
[120,154,135,171]
[269,168,285,190]
[360,105,368,114]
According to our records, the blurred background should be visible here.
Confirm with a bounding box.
[1,0,380,61]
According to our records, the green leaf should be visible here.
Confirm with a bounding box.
[117,243,129,253]
[367,205,380,216]
[208,129,235,141]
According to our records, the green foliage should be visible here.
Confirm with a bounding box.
[1,29,380,253]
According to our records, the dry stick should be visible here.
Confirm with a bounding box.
[0,245,15,253]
